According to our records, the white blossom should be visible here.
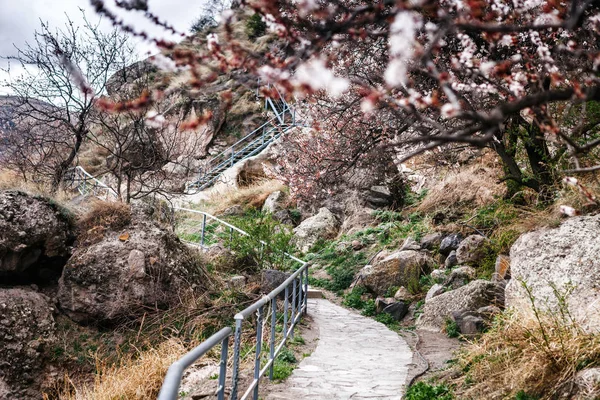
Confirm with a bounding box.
[207,33,219,51]
[294,0,319,17]
[148,54,181,72]
[385,11,422,87]
[263,14,286,35]
[559,205,578,217]
[294,58,349,97]
[145,110,167,128]
[441,103,460,119]
[259,66,290,83]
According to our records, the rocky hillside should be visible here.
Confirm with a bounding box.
[0,192,211,398]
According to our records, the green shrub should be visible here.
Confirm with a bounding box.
[374,313,399,330]
[362,299,376,316]
[514,391,539,400]
[405,382,454,400]
[277,347,297,364]
[343,288,368,309]
[272,360,294,380]
[307,241,367,291]
[445,318,460,338]
[226,211,295,271]
[271,346,297,381]
[246,13,266,39]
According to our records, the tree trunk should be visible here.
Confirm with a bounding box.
[51,130,84,193]
[523,122,554,203]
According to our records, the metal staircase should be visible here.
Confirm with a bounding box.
[186,85,299,193]
[63,166,118,201]
[63,86,298,198]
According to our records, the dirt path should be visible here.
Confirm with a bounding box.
[266,298,413,400]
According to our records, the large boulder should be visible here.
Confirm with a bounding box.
[361,250,434,296]
[262,191,285,214]
[455,234,487,265]
[58,205,206,323]
[292,208,339,253]
[366,185,393,208]
[420,232,444,250]
[439,233,463,256]
[0,288,56,399]
[0,191,75,282]
[416,280,505,332]
[506,215,600,333]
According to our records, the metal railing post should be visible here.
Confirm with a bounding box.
[218,337,229,400]
[269,297,276,380]
[253,306,264,400]
[231,318,243,400]
[298,270,304,316]
[284,286,289,339]
[201,214,207,247]
[230,148,235,167]
[291,279,297,339]
[304,267,309,314]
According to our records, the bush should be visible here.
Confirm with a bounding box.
[445,318,460,338]
[246,13,266,39]
[226,210,295,271]
[78,201,131,245]
[405,382,454,400]
[271,346,297,381]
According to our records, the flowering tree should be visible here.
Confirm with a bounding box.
[93,0,600,202]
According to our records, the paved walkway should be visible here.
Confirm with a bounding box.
[267,298,413,399]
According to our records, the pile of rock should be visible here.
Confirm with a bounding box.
[0,191,207,398]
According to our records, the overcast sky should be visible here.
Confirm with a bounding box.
[0,0,206,93]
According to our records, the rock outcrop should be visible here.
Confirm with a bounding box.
[506,215,600,333]
[417,280,504,332]
[262,191,286,214]
[0,288,56,399]
[439,233,463,256]
[455,234,487,265]
[58,205,206,323]
[360,250,434,296]
[292,208,339,253]
[0,191,75,283]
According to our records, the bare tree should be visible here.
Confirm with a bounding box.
[1,13,134,191]
[190,0,233,33]
[90,68,205,202]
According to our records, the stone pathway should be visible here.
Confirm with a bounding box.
[267,298,413,400]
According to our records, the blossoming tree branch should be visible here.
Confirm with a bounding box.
[90,0,600,203]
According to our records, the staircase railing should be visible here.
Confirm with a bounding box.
[187,85,299,193]
[159,207,309,400]
[63,166,118,201]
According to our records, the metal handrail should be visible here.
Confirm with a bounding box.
[64,166,118,201]
[159,208,309,400]
[187,84,299,192]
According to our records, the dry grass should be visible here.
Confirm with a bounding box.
[0,169,75,203]
[454,308,600,400]
[201,179,287,215]
[77,201,132,245]
[417,164,507,214]
[60,338,188,400]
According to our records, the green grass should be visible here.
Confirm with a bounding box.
[445,318,460,338]
[271,347,298,381]
[514,391,539,400]
[405,382,454,400]
[307,240,367,291]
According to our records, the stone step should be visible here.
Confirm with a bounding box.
[306,288,323,299]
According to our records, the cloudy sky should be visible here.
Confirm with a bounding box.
[0,0,206,93]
